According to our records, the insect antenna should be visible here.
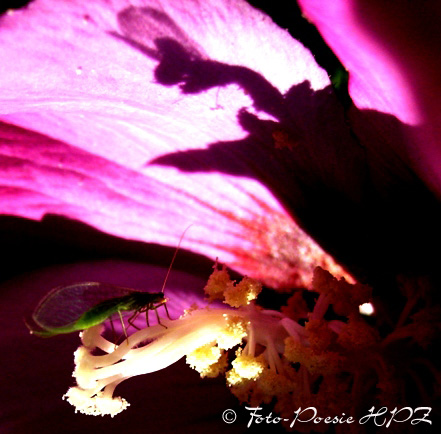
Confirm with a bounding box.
[161,225,193,296]
[153,225,193,325]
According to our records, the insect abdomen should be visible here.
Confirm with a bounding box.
[74,296,135,330]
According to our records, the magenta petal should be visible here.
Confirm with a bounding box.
[0,0,354,287]
[298,0,418,121]
[0,0,329,156]
[298,0,441,195]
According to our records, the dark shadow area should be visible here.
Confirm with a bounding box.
[111,5,441,297]
[112,6,288,120]
[0,0,32,14]
[246,0,351,107]
[0,214,214,285]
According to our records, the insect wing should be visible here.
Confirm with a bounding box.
[30,282,136,333]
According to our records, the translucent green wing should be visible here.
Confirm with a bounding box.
[27,282,136,337]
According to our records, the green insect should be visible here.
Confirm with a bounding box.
[26,282,169,338]
[26,226,192,338]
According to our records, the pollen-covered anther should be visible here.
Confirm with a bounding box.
[312,267,372,317]
[187,343,221,372]
[182,303,199,317]
[217,315,249,349]
[73,346,98,390]
[257,368,293,398]
[204,262,232,302]
[224,277,262,307]
[63,387,129,417]
[203,262,262,307]
[186,343,228,378]
[227,350,265,385]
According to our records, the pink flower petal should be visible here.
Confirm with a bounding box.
[0,0,353,287]
[298,0,441,196]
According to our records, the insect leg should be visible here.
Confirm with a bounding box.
[164,302,171,320]
[118,310,129,345]
[127,310,141,330]
[109,315,118,348]
[155,307,167,329]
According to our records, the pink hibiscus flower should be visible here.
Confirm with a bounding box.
[1,0,440,432]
